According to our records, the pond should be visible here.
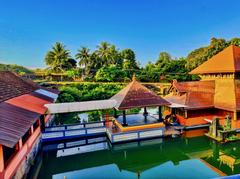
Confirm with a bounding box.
[35,133,240,179]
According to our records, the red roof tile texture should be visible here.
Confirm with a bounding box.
[6,93,51,114]
[166,79,240,112]
[111,79,170,110]
[0,102,40,148]
[190,45,240,74]
[0,71,58,147]
[0,71,38,102]
[165,80,215,110]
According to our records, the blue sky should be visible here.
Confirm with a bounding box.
[1,0,240,68]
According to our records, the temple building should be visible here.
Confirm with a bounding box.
[164,45,240,128]
[0,72,58,179]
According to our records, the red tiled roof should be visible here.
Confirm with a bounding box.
[0,71,38,102]
[0,71,58,147]
[190,45,240,74]
[166,79,240,112]
[0,102,40,148]
[111,79,170,110]
[6,93,51,114]
[165,80,215,110]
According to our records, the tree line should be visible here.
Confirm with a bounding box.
[44,37,240,82]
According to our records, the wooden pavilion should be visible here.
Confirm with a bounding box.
[164,45,240,128]
[110,75,170,131]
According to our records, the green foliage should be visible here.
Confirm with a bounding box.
[95,65,128,82]
[57,83,124,102]
[185,37,240,71]
[54,112,80,125]
[56,93,75,103]
[66,68,82,80]
[122,48,139,77]
[88,111,101,122]
[0,63,33,74]
[45,42,72,72]
[75,47,91,67]
[155,52,171,68]
[58,86,82,101]
[41,37,240,83]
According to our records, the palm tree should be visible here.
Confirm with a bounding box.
[96,42,112,66]
[109,45,122,66]
[45,42,71,73]
[75,47,91,67]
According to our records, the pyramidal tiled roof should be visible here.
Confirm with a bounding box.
[0,71,38,102]
[190,45,240,74]
[165,80,215,109]
[166,79,240,112]
[111,79,170,110]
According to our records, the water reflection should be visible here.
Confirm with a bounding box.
[36,132,240,179]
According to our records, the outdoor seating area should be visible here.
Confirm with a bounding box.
[113,114,165,132]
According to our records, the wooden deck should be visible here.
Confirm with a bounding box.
[42,121,185,144]
[42,121,106,142]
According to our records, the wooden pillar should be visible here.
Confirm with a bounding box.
[184,110,187,119]
[143,107,148,115]
[40,115,45,132]
[122,110,127,126]
[233,112,237,121]
[172,108,176,115]
[158,106,163,122]
[143,107,148,123]
[105,111,109,128]
[114,108,118,118]
[31,125,34,134]
[0,145,4,173]
[19,138,23,149]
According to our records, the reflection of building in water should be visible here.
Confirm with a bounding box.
[219,153,237,171]
[164,45,240,128]
[38,136,215,178]
[201,140,240,175]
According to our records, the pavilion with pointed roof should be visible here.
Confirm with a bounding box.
[164,45,240,128]
[110,75,170,126]
[46,75,170,129]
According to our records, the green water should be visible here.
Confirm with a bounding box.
[36,136,240,179]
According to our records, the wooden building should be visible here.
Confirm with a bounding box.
[164,45,240,128]
[0,71,58,179]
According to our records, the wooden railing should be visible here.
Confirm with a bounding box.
[42,121,106,142]
[106,127,165,143]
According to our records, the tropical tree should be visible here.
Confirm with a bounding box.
[155,52,171,68]
[121,49,139,78]
[95,65,128,82]
[185,37,228,71]
[75,47,91,67]
[96,42,112,66]
[45,42,71,72]
[109,45,122,66]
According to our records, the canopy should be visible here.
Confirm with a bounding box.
[45,99,117,114]
[111,78,170,110]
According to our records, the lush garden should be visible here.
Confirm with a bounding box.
[54,83,144,125]
[40,37,240,83]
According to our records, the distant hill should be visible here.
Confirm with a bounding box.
[0,63,33,74]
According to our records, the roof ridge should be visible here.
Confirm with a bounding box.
[232,45,237,73]
[189,45,240,74]
[110,80,135,108]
